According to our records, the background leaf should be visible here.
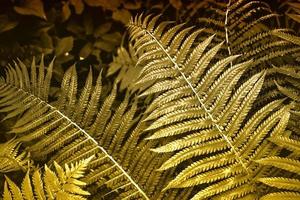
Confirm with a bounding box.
[112,9,132,25]
[0,15,18,33]
[84,0,121,10]
[70,0,85,14]
[55,36,74,56]
[14,0,46,19]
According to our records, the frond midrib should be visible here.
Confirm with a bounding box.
[2,82,150,200]
[131,22,249,173]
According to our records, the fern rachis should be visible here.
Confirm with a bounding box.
[0,58,159,199]
[128,14,293,199]
[1,2,300,198]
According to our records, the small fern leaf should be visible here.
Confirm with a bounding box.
[260,192,300,200]
[256,157,300,175]
[258,177,300,191]
[21,172,34,200]
[0,139,31,173]
[32,170,46,200]
[3,182,13,200]
[2,157,92,200]
[4,176,23,200]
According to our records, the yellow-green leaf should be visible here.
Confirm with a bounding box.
[55,37,74,56]
[112,9,131,24]
[14,0,46,19]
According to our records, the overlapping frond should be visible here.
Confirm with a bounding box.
[278,0,300,33]
[257,134,300,199]
[0,57,170,199]
[273,30,300,46]
[269,30,300,139]
[197,0,299,66]
[197,0,300,106]
[3,156,92,200]
[0,6,299,199]
[0,138,31,173]
[128,14,291,199]
[273,66,300,136]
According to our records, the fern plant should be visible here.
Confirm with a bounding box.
[196,0,300,107]
[128,14,293,199]
[0,56,173,199]
[0,1,300,199]
[3,156,93,200]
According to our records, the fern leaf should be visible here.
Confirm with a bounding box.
[3,157,92,200]
[269,136,300,155]
[21,172,34,200]
[128,14,291,199]
[5,176,23,200]
[0,56,165,199]
[260,192,300,200]
[32,170,46,200]
[272,30,300,46]
[257,156,300,175]
[3,182,13,200]
[197,0,300,110]
[257,128,300,197]
[258,177,300,191]
[0,139,31,173]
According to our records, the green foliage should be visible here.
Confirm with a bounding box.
[128,14,293,199]
[0,139,31,173]
[257,134,300,199]
[0,56,171,199]
[3,156,93,200]
[0,0,300,199]
[107,44,140,91]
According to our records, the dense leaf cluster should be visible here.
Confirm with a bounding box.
[0,0,299,199]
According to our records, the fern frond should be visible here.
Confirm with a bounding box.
[258,177,300,191]
[270,28,300,141]
[257,156,300,175]
[269,136,300,154]
[272,30,300,46]
[196,0,300,109]
[197,0,293,62]
[3,156,92,200]
[0,138,31,173]
[128,14,291,199]
[0,56,171,199]
[256,124,300,197]
[260,192,300,200]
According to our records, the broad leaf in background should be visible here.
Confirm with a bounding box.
[84,0,122,10]
[55,36,74,57]
[112,9,132,25]
[0,15,18,33]
[14,0,46,19]
[107,44,140,91]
